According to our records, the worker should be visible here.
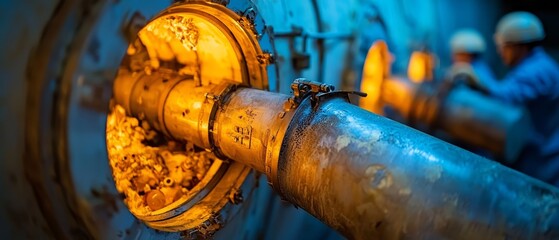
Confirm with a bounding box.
[435,29,498,160]
[479,11,559,187]
[447,28,496,88]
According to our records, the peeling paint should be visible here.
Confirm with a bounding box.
[334,131,380,153]
[425,165,442,183]
[335,135,351,152]
[398,188,411,196]
[362,165,393,194]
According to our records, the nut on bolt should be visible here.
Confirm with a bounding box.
[205,93,219,101]
[229,189,243,204]
[257,52,275,65]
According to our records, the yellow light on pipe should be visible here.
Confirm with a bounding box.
[359,40,391,114]
[407,51,434,83]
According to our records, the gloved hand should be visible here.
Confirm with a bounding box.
[445,62,488,93]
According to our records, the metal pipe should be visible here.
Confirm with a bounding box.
[438,86,531,163]
[114,76,559,239]
[377,77,531,163]
[278,94,558,239]
[211,87,289,172]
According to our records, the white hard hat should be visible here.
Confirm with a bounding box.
[495,11,545,45]
[450,29,486,54]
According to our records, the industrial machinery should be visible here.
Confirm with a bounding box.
[359,40,532,164]
[11,0,348,239]
[105,2,559,239]
[2,0,559,239]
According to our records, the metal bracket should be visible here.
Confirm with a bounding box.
[316,90,368,105]
[238,7,258,35]
[273,26,352,71]
[265,79,365,192]
[289,78,335,108]
[256,52,275,65]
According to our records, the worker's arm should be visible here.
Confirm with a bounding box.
[445,62,492,94]
[485,63,559,105]
[484,49,559,104]
[485,72,538,104]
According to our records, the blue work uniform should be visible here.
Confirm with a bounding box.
[484,47,559,187]
[470,57,497,88]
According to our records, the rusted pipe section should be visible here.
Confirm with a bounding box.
[114,75,559,239]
